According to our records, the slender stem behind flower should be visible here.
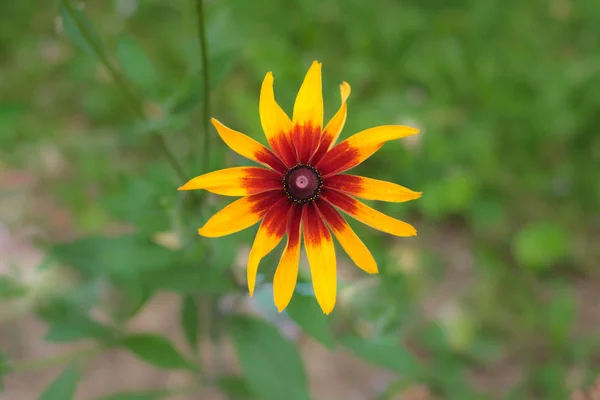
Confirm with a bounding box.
[195,0,211,173]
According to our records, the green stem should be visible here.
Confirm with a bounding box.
[10,346,102,372]
[195,0,211,172]
[63,0,187,182]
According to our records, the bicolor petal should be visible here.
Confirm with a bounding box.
[198,191,284,238]
[323,189,416,237]
[273,205,303,312]
[303,202,337,314]
[259,72,296,166]
[316,125,420,177]
[316,199,377,274]
[211,118,286,173]
[293,60,323,129]
[310,82,351,165]
[247,198,292,296]
[324,174,421,203]
[179,167,282,196]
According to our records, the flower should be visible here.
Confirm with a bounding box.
[179,61,421,314]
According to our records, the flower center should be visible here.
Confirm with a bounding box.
[283,164,322,203]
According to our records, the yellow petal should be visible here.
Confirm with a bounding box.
[303,202,337,315]
[259,72,296,166]
[198,191,283,238]
[323,189,417,237]
[324,174,422,203]
[310,82,351,165]
[323,81,351,148]
[247,198,292,296]
[292,60,323,129]
[178,167,282,196]
[316,199,377,274]
[211,118,285,172]
[273,205,303,312]
[317,125,420,177]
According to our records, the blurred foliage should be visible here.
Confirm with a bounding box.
[1,0,599,399]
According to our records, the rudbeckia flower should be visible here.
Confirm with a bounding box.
[179,61,421,314]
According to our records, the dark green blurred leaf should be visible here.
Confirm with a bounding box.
[0,276,27,299]
[116,35,157,93]
[341,336,419,376]
[39,299,117,343]
[217,375,255,399]
[286,294,335,349]
[545,289,575,347]
[122,333,195,371]
[98,393,157,400]
[130,116,188,138]
[51,235,176,281]
[180,295,198,349]
[512,221,570,271]
[59,0,104,57]
[40,366,80,400]
[0,352,8,391]
[140,262,234,294]
[230,316,310,400]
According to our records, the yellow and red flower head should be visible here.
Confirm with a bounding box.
[179,61,421,314]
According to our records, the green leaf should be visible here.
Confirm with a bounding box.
[230,317,310,400]
[140,263,234,294]
[122,333,195,371]
[0,352,8,391]
[39,300,116,343]
[0,276,27,299]
[98,393,157,400]
[341,336,419,375]
[180,295,198,349]
[51,235,176,281]
[59,0,104,57]
[217,375,255,399]
[40,366,80,400]
[115,35,158,93]
[286,294,335,349]
[512,221,570,271]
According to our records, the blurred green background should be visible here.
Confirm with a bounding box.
[1,0,600,399]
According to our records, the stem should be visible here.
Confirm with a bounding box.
[195,0,211,172]
[63,0,187,182]
[10,346,102,372]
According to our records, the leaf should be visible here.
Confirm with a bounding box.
[115,35,158,93]
[40,366,80,400]
[98,393,157,400]
[286,294,335,349]
[0,276,27,299]
[180,295,199,349]
[0,352,8,391]
[230,317,310,400]
[51,235,177,281]
[512,221,570,271]
[59,0,104,57]
[340,336,419,376]
[140,263,234,294]
[39,299,116,343]
[217,375,255,399]
[122,333,195,371]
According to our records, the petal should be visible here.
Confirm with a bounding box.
[198,191,284,238]
[291,123,322,164]
[259,72,296,166]
[293,61,323,129]
[310,82,351,165]
[303,202,337,315]
[324,174,422,203]
[211,118,286,173]
[322,189,417,237]
[316,125,420,177]
[316,199,377,274]
[247,198,292,296]
[273,204,303,312]
[179,167,282,196]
